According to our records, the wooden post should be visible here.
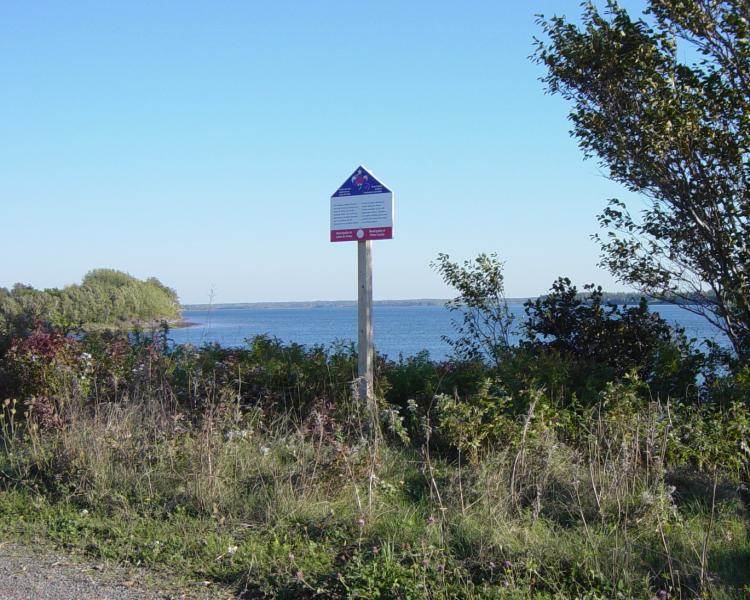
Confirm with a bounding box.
[357,239,373,404]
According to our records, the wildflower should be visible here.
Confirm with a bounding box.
[295,570,304,582]
[260,445,270,455]
[288,552,295,562]
[226,545,238,556]
[427,515,436,525]
[501,560,512,571]
[489,561,496,570]
[421,558,430,568]
[437,563,445,573]
[357,517,365,528]
[79,509,89,517]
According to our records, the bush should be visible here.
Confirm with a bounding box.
[522,278,703,404]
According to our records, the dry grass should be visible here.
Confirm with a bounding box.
[1,388,748,599]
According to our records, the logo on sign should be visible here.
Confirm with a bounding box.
[351,169,370,193]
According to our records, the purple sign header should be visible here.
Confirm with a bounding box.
[331,165,392,197]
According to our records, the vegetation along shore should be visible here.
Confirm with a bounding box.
[3,2,750,598]
[1,259,749,597]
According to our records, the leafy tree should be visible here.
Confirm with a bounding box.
[534,1,750,358]
[432,253,514,367]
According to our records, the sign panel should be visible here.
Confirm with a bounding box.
[330,166,394,242]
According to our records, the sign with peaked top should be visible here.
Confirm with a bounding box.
[330,166,394,242]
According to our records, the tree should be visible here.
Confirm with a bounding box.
[432,253,514,367]
[534,1,750,359]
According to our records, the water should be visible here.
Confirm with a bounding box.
[168,304,728,360]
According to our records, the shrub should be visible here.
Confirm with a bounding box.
[522,278,702,404]
[432,253,514,367]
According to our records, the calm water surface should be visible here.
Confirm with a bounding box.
[168,304,727,360]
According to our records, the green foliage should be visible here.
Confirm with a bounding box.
[0,328,749,597]
[430,252,703,406]
[534,0,750,359]
[384,352,489,415]
[0,272,746,597]
[523,278,703,403]
[667,400,750,479]
[1,382,748,597]
[434,380,514,463]
[0,270,180,344]
[432,253,514,367]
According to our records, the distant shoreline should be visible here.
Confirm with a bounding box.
[182,299,453,311]
[84,318,198,331]
[181,295,686,311]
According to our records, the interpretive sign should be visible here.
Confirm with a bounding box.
[329,166,394,410]
[330,166,394,242]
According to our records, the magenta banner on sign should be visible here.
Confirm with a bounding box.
[330,166,394,243]
[330,226,393,242]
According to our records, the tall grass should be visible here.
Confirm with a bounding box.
[1,376,748,599]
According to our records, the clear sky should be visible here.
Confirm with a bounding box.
[1,1,648,304]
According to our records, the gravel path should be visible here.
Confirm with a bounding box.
[0,542,229,600]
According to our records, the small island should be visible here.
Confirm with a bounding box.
[0,269,184,335]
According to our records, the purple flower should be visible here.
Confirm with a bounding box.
[427,515,436,525]
[501,560,512,571]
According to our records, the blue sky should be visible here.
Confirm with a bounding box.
[1,1,648,303]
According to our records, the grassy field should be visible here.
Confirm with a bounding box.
[1,388,748,599]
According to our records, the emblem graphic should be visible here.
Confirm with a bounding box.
[350,169,370,192]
